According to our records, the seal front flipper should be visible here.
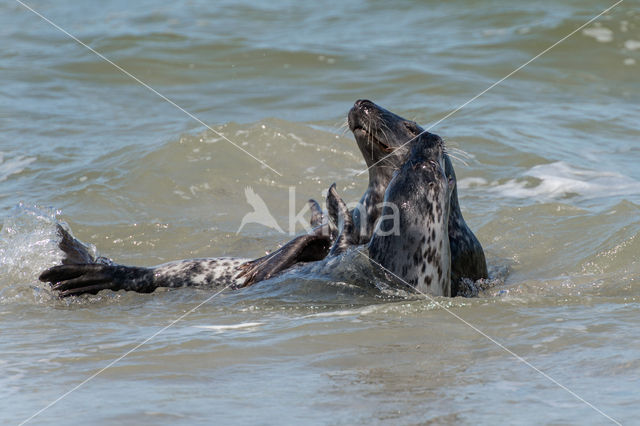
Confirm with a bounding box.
[236,233,331,287]
[236,187,352,287]
[308,199,324,228]
[40,264,155,297]
[327,184,358,256]
[446,161,488,297]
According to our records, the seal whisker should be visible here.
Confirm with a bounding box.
[335,119,351,138]
[379,127,392,151]
[446,152,469,167]
[379,121,394,147]
[368,115,375,160]
[444,140,472,158]
[448,147,472,159]
[379,119,391,134]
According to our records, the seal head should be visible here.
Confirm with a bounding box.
[348,99,422,243]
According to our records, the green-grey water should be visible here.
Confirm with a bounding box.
[1,1,639,424]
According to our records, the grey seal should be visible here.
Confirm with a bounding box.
[242,100,488,294]
[40,133,453,297]
[342,99,487,295]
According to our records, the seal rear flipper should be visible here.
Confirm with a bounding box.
[54,224,115,266]
[55,224,96,264]
[40,264,155,297]
[237,233,331,287]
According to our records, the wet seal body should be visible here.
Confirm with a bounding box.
[368,132,453,296]
[346,100,487,295]
[40,225,251,296]
[40,133,454,297]
[239,100,487,294]
[40,100,485,298]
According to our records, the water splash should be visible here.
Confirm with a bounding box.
[0,204,65,302]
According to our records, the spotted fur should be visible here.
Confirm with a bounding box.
[40,232,250,296]
[40,100,486,298]
[347,100,487,295]
[368,133,452,296]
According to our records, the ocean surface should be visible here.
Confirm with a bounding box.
[1,0,639,424]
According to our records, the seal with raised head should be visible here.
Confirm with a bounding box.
[340,99,487,295]
[40,132,454,297]
[247,100,488,295]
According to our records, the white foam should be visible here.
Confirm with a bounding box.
[582,27,614,43]
[194,322,264,331]
[300,305,379,319]
[460,162,640,202]
[457,177,488,190]
[0,152,37,183]
[624,39,640,51]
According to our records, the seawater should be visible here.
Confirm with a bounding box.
[1,1,639,424]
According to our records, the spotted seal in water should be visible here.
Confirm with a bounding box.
[40,133,453,297]
[347,100,488,295]
[239,100,487,294]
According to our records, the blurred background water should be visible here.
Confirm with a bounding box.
[1,0,639,424]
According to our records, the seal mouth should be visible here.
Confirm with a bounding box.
[377,139,394,153]
[351,125,367,137]
[351,125,394,153]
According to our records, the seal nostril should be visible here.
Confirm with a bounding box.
[354,99,374,110]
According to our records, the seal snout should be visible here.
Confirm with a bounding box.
[354,99,375,110]
[348,99,376,131]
